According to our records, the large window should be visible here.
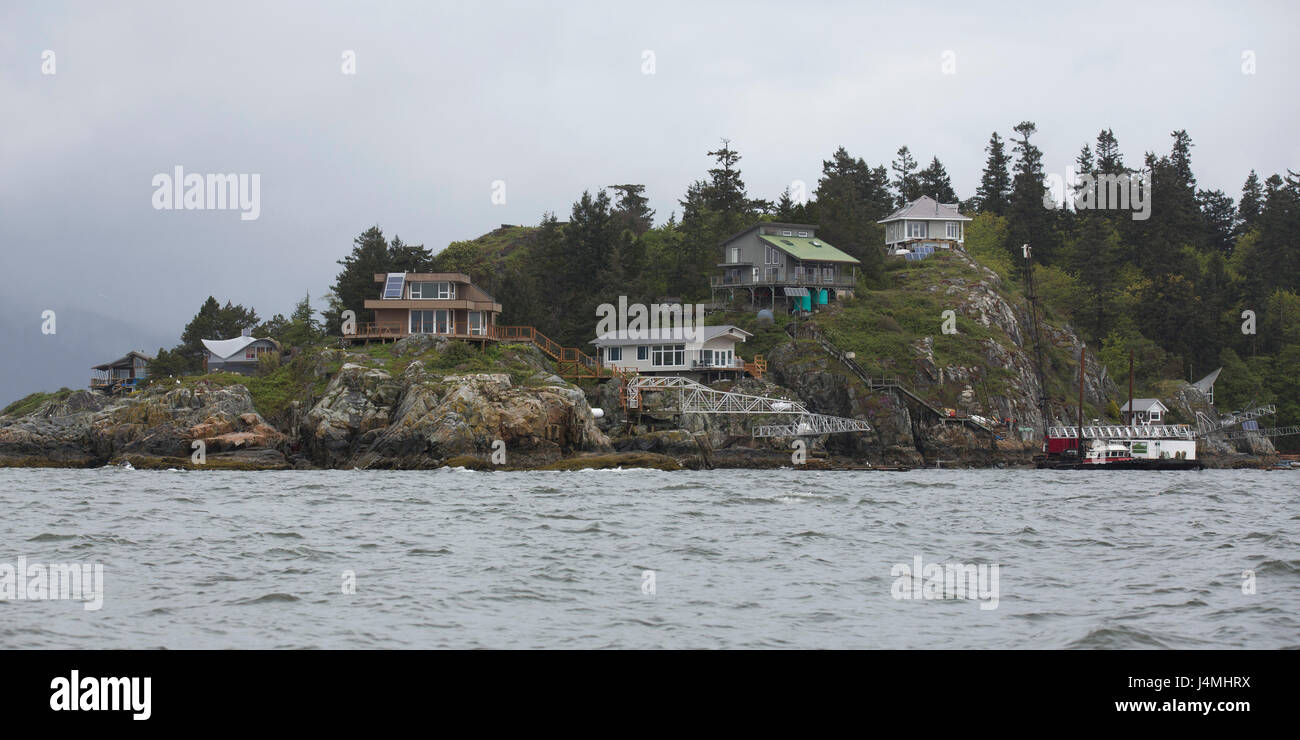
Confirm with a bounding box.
[729,247,740,263]
[907,221,927,238]
[946,221,961,239]
[410,310,451,334]
[607,346,622,362]
[651,344,685,367]
[409,281,455,299]
[468,311,485,335]
[765,245,781,265]
[699,349,734,367]
[637,346,648,361]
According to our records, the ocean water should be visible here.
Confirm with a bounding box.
[0,467,1296,649]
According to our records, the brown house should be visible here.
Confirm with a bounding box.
[90,351,151,394]
[350,272,502,341]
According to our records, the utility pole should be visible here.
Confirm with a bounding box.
[1022,244,1051,435]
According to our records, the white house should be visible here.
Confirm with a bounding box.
[590,325,754,375]
[201,335,280,375]
[878,195,972,257]
[1120,398,1169,425]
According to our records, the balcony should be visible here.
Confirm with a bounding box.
[692,357,745,370]
[346,321,492,341]
[711,266,854,288]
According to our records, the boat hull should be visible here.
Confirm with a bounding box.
[1036,458,1204,471]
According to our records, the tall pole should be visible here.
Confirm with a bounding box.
[1022,244,1050,435]
[1127,349,1135,426]
[1078,347,1086,434]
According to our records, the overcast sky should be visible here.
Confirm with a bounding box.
[1,0,1297,404]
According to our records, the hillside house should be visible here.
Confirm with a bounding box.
[90,351,152,394]
[352,272,502,341]
[879,196,971,258]
[710,223,860,309]
[590,325,760,378]
[201,335,281,375]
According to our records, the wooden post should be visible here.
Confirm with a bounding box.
[1078,347,1086,435]
[1127,349,1135,426]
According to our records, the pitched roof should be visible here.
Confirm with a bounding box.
[590,325,751,346]
[1192,367,1222,393]
[878,195,971,223]
[201,336,275,361]
[719,222,818,246]
[1120,398,1167,412]
[757,234,860,263]
[91,351,153,371]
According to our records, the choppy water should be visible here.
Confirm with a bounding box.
[0,467,1296,649]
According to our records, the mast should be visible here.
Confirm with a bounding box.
[1078,347,1086,434]
[1127,349,1135,426]
[1022,244,1051,435]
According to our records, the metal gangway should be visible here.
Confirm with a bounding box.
[623,375,871,438]
[1196,405,1276,436]
[1047,425,1196,440]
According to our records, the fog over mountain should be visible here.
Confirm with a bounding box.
[2,0,1297,406]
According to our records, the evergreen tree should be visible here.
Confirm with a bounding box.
[173,296,261,370]
[1006,121,1057,265]
[1063,216,1120,343]
[609,184,655,235]
[278,292,324,348]
[974,132,1012,216]
[814,146,890,280]
[702,139,754,235]
[890,146,920,207]
[1197,188,1236,255]
[1094,129,1125,174]
[387,236,434,272]
[1236,169,1264,235]
[917,156,958,203]
[324,226,390,333]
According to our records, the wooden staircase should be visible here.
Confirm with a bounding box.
[791,322,993,435]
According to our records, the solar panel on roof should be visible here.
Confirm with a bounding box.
[383,273,405,299]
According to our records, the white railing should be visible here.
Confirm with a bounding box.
[1047,425,1195,440]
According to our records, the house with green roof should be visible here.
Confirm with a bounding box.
[709,222,860,309]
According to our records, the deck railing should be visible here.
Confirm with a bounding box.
[711,268,852,288]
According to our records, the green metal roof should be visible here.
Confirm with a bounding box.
[757,234,860,263]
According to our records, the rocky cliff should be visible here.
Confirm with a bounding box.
[1,252,1281,470]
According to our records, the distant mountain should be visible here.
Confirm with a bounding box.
[0,303,174,408]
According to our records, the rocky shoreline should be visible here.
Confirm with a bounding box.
[0,322,1278,471]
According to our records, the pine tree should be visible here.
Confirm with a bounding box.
[917,156,958,203]
[814,146,890,279]
[974,132,1012,215]
[1094,129,1125,174]
[324,226,390,332]
[608,184,655,235]
[1236,170,1264,235]
[891,146,920,207]
[1196,189,1236,255]
[387,236,434,272]
[1006,121,1056,264]
[702,139,753,235]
